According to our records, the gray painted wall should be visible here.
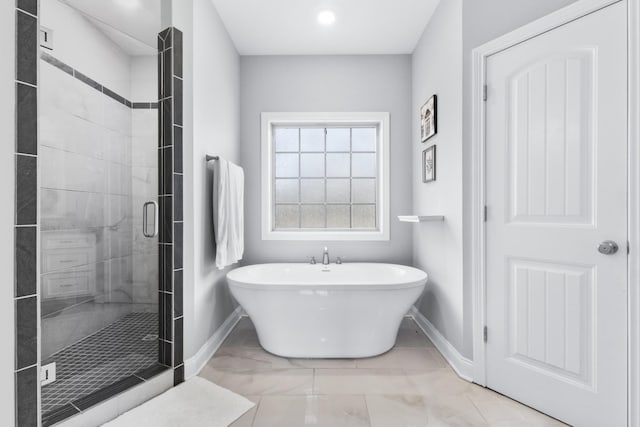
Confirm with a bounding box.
[179,0,241,361]
[412,0,465,356]
[240,55,414,265]
[412,0,580,359]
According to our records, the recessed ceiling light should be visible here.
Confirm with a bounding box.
[317,10,336,26]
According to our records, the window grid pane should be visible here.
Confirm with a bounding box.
[273,125,378,231]
[274,128,299,152]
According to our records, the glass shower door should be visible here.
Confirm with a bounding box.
[39,0,162,419]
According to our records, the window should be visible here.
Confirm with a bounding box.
[261,112,390,241]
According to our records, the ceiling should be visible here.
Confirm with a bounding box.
[61,0,161,56]
[211,0,441,55]
[57,0,440,56]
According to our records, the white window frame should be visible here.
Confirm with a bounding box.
[261,112,390,241]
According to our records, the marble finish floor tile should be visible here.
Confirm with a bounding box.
[230,396,261,427]
[466,386,568,426]
[313,369,419,395]
[406,367,477,396]
[396,318,435,348]
[287,357,359,369]
[209,347,301,371]
[201,366,314,396]
[222,319,261,348]
[212,346,358,370]
[366,394,487,427]
[355,347,447,370]
[252,395,371,427]
[202,316,565,427]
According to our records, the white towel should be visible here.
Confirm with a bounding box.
[211,158,244,269]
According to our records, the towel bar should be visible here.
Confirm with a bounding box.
[206,155,219,161]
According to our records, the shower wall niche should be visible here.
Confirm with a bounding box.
[38,0,162,420]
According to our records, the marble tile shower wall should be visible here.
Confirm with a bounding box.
[131,56,159,306]
[132,107,159,305]
[38,57,156,358]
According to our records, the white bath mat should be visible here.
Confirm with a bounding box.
[103,377,254,427]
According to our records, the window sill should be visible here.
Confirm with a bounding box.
[262,229,389,241]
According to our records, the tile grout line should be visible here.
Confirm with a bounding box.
[15,363,37,373]
[15,152,37,158]
[16,79,37,89]
[248,398,260,427]
[16,8,37,19]
[362,394,373,427]
[465,393,491,424]
[14,293,37,301]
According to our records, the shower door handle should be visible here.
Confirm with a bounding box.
[143,201,159,238]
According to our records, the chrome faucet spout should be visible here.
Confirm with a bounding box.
[322,247,330,265]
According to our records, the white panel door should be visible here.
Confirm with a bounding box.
[485,2,627,426]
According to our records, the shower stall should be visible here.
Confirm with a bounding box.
[36,0,171,423]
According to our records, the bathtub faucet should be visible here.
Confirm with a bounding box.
[322,247,330,265]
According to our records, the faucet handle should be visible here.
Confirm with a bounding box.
[336,257,342,264]
[310,256,317,265]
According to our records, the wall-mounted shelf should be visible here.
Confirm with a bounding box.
[397,215,445,223]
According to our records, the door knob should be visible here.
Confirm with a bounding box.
[597,240,619,255]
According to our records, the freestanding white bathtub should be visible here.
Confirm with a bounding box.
[226,263,428,358]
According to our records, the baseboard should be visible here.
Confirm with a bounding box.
[184,306,245,379]
[408,306,474,382]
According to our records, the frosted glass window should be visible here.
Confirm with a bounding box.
[301,128,324,151]
[352,179,376,203]
[352,205,376,228]
[275,205,299,228]
[275,153,299,177]
[270,124,381,232]
[326,128,350,151]
[275,179,299,203]
[352,128,376,151]
[327,205,351,228]
[301,179,324,203]
[326,179,350,203]
[326,153,350,177]
[352,153,377,177]
[300,153,325,177]
[275,128,299,152]
[301,205,325,228]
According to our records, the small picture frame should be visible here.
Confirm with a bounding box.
[420,94,437,142]
[423,145,436,183]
